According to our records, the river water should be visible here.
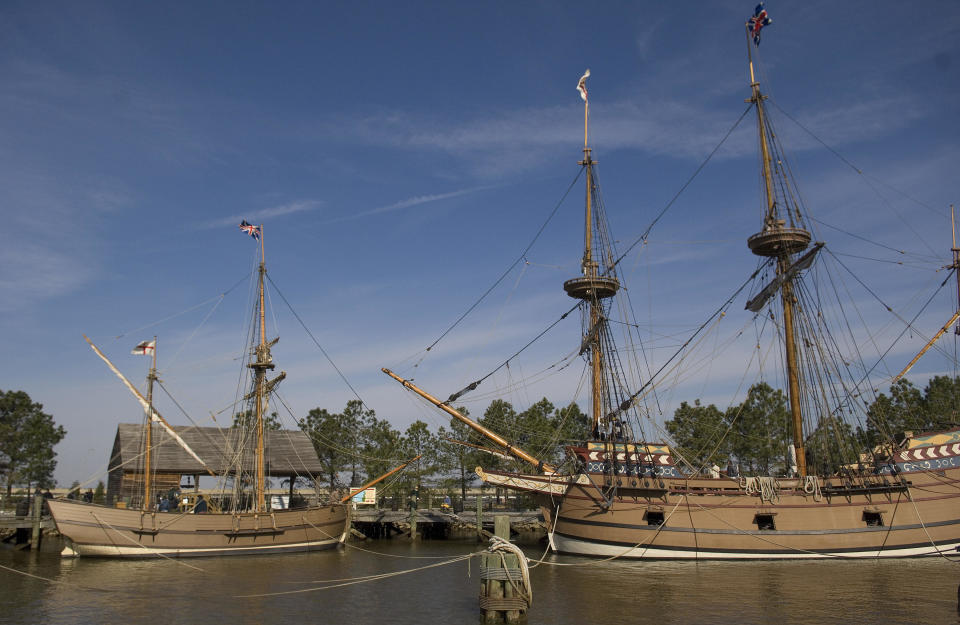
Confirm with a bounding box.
[1,536,958,624]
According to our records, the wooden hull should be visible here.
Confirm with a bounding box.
[47,499,350,558]
[478,467,960,560]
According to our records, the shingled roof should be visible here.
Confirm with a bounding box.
[109,423,324,477]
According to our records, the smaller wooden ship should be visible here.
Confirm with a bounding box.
[48,225,351,557]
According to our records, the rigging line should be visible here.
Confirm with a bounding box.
[164,290,229,371]
[609,105,753,271]
[767,98,948,220]
[607,266,762,418]
[235,553,477,598]
[155,380,234,460]
[767,99,939,257]
[808,216,938,261]
[830,251,936,269]
[445,301,581,404]
[826,247,955,356]
[112,274,251,341]
[422,167,585,356]
[827,250,955,410]
[265,273,369,411]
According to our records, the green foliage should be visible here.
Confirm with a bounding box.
[93,481,105,504]
[865,377,960,445]
[401,420,438,491]
[361,416,404,490]
[301,406,351,491]
[726,383,790,475]
[0,389,66,493]
[231,410,282,431]
[665,399,729,471]
[665,383,791,476]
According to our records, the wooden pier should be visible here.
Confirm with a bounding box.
[351,508,543,540]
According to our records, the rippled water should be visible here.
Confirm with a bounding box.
[1,536,958,624]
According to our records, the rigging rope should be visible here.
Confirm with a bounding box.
[421,168,584,357]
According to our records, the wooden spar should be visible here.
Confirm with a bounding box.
[746,31,809,477]
[340,455,422,503]
[144,336,157,511]
[893,310,960,383]
[83,335,216,477]
[247,223,273,513]
[441,436,512,461]
[381,368,556,474]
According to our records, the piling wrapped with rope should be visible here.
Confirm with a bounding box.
[479,534,531,623]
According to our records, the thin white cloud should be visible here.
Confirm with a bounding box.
[204,200,323,229]
[320,186,491,224]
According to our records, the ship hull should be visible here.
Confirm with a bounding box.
[479,467,960,560]
[47,499,350,558]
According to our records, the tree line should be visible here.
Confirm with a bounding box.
[664,377,960,476]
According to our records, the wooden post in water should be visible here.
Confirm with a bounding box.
[475,494,483,542]
[409,491,418,541]
[30,492,43,550]
[479,515,528,624]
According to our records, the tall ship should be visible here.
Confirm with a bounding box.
[48,224,351,557]
[384,13,960,559]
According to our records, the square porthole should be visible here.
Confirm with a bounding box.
[754,514,776,530]
[646,511,665,526]
[863,510,884,527]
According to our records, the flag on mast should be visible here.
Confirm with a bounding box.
[239,220,261,240]
[577,69,590,102]
[132,340,155,356]
[747,3,772,46]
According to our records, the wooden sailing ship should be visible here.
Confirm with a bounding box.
[48,226,351,557]
[384,24,960,559]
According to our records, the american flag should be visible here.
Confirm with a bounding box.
[239,220,261,240]
[577,69,590,102]
[747,3,772,46]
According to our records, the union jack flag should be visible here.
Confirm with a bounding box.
[239,220,261,240]
[747,3,772,46]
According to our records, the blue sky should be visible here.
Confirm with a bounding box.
[1,1,958,486]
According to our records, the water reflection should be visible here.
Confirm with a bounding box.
[1,538,958,625]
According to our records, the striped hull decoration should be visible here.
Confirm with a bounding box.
[47,498,350,558]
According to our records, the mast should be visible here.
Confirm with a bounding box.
[744,30,812,476]
[564,70,620,436]
[249,227,273,513]
[143,336,157,511]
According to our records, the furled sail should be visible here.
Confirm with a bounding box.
[745,243,823,313]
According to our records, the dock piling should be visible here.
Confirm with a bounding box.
[478,514,530,624]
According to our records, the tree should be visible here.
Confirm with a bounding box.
[865,376,960,446]
[0,390,66,494]
[435,408,484,502]
[725,383,789,475]
[665,399,729,472]
[341,400,375,487]
[361,416,404,490]
[401,420,438,495]
[231,410,282,431]
[300,407,350,492]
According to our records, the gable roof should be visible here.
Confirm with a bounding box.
[109,423,324,477]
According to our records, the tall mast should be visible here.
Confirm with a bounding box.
[144,336,157,511]
[953,205,960,335]
[744,30,812,476]
[249,228,272,513]
[564,70,619,436]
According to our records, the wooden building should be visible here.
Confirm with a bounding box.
[106,423,324,507]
